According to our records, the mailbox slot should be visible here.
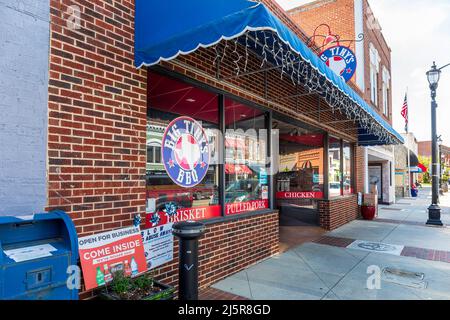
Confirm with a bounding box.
[27,267,52,290]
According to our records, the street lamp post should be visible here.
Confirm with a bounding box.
[426,62,449,226]
[438,136,443,188]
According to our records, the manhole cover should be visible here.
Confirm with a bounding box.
[383,267,425,280]
[347,241,404,256]
[358,242,397,252]
[382,267,427,289]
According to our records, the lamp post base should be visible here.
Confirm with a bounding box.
[427,204,443,226]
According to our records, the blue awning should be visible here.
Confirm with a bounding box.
[135,0,404,146]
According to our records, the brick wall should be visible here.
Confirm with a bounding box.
[319,195,359,230]
[355,146,366,193]
[47,0,148,236]
[419,141,450,168]
[418,141,432,158]
[361,0,392,123]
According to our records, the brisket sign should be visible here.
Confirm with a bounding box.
[145,205,221,228]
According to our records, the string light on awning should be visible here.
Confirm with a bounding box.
[211,30,399,145]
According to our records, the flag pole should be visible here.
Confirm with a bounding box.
[407,140,411,197]
[406,87,412,197]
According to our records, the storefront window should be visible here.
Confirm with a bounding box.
[275,120,324,197]
[329,137,342,197]
[274,119,325,226]
[146,72,221,227]
[224,98,269,215]
[343,142,353,195]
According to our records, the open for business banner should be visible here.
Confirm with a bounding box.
[78,226,148,290]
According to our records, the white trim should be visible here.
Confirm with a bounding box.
[147,139,162,147]
[369,43,381,72]
[364,147,369,193]
[369,43,380,105]
[354,0,365,91]
[381,66,390,116]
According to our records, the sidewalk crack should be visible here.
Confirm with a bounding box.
[292,248,342,300]
[244,271,254,300]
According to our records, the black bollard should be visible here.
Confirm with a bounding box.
[172,220,206,300]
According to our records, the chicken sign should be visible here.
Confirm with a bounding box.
[320,45,357,83]
[162,116,210,188]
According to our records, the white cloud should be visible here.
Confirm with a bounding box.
[275,0,450,145]
[369,0,450,146]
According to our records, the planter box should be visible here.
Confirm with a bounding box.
[98,280,175,300]
[361,205,376,220]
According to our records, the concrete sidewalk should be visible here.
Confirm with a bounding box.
[212,188,450,300]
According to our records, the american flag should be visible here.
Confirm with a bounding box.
[401,93,408,132]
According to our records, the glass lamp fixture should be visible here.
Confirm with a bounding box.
[427,62,441,89]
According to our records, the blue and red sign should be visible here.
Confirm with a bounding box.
[320,45,357,83]
[162,116,210,188]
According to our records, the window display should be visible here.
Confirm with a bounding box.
[224,98,269,215]
[273,119,325,226]
[146,72,221,226]
[329,137,342,197]
[275,120,324,199]
[343,142,353,195]
[145,71,357,225]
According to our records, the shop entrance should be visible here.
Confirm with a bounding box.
[273,118,326,251]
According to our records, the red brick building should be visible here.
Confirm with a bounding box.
[419,141,450,170]
[288,0,397,204]
[45,0,402,298]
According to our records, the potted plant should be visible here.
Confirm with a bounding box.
[99,271,175,300]
[361,203,376,220]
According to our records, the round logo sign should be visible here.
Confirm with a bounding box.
[320,45,357,83]
[161,116,210,188]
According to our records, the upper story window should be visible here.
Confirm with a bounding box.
[369,43,381,107]
[382,66,391,117]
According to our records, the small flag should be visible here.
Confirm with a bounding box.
[401,93,408,132]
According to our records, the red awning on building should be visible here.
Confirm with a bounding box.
[225,164,253,175]
[418,163,428,173]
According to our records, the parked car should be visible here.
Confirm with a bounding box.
[146,172,216,211]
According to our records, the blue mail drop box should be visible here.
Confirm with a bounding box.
[0,210,79,300]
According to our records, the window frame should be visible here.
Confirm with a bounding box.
[147,66,273,222]
[342,141,355,196]
[147,66,357,225]
[223,96,271,216]
[369,43,380,107]
[326,137,355,198]
[328,136,343,198]
[382,66,391,116]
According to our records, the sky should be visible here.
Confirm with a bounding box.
[275,0,450,146]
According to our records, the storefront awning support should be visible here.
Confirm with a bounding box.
[270,92,315,102]
[325,119,357,125]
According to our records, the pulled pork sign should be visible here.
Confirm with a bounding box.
[78,226,147,290]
